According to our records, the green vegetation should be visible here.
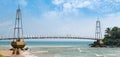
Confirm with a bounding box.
[103,27,120,47]
[90,27,120,47]
[0,54,3,57]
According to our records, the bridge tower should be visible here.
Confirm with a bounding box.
[11,3,26,55]
[14,4,23,41]
[95,18,102,39]
[94,18,104,47]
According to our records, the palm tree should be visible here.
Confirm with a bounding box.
[104,28,111,39]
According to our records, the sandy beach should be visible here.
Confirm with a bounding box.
[0,50,12,57]
[0,50,25,57]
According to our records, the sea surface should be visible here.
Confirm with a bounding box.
[0,40,120,57]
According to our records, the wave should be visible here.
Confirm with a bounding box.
[95,54,105,57]
[106,54,116,57]
[31,51,48,54]
[22,51,38,57]
[77,48,82,52]
[54,54,61,57]
[95,54,116,57]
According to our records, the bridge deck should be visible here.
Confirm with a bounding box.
[0,37,102,40]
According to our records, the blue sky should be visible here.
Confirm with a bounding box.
[0,0,120,38]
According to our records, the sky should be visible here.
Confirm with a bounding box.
[0,0,120,38]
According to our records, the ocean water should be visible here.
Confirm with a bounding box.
[0,41,120,57]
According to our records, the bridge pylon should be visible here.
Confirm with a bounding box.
[92,18,104,47]
[95,18,102,40]
[11,3,27,55]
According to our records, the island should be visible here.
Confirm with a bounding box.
[90,27,120,47]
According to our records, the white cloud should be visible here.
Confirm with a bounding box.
[70,0,92,8]
[52,0,120,14]
[52,0,64,5]
[19,0,27,6]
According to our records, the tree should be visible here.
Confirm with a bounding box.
[105,28,111,38]
[103,27,120,47]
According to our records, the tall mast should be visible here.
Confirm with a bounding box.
[11,2,26,55]
[14,3,23,41]
[95,17,102,39]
